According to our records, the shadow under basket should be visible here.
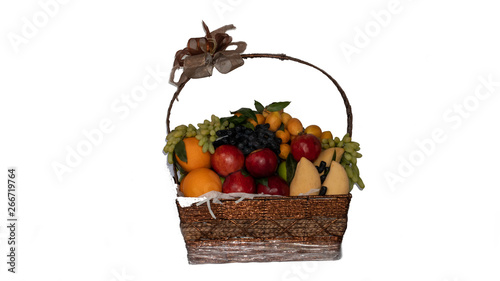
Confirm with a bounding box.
[168,53,355,264]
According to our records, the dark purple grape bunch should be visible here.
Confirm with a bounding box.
[213,124,281,155]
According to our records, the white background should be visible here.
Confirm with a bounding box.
[1,0,500,280]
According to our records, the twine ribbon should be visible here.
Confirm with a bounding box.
[169,21,247,87]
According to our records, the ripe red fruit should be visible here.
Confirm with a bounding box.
[245,148,278,178]
[211,145,245,177]
[222,170,256,194]
[257,175,290,196]
[290,134,322,162]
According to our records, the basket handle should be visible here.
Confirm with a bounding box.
[166,53,353,136]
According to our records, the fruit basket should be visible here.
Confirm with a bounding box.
[165,22,364,264]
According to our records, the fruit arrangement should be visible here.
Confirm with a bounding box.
[164,101,364,198]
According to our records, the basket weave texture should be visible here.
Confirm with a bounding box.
[169,53,354,264]
[177,194,351,264]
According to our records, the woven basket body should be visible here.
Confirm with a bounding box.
[168,53,354,264]
[177,194,351,264]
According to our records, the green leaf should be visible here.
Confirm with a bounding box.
[174,139,187,163]
[255,177,268,187]
[174,159,183,173]
[174,155,185,182]
[266,101,291,112]
[278,122,285,131]
[230,107,257,122]
[242,122,255,130]
[286,154,297,184]
[225,114,248,125]
[254,100,265,113]
[241,169,250,177]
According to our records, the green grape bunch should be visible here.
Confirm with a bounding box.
[321,133,364,191]
[194,114,228,155]
[163,114,228,164]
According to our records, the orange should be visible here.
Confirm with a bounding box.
[281,112,292,126]
[175,137,211,172]
[321,131,333,140]
[248,113,265,127]
[256,113,265,124]
[286,118,304,136]
[279,143,291,159]
[276,129,290,144]
[305,125,322,139]
[180,168,222,197]
[265,111,282,132]
[179,174,186,193]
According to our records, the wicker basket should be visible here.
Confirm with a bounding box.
[167,53,354,264]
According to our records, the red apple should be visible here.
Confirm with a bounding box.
[257,175,290,196]
[291,134,322,162]
[222,170,256,194]
[211,145,245,177]
[245,148,278,178]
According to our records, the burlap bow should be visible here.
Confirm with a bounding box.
[169,21,247,87]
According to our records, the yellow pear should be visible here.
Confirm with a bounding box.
[290,158,321,196]
[313,147,344,176]
[323,161,349,195]
[314,148,344,167]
